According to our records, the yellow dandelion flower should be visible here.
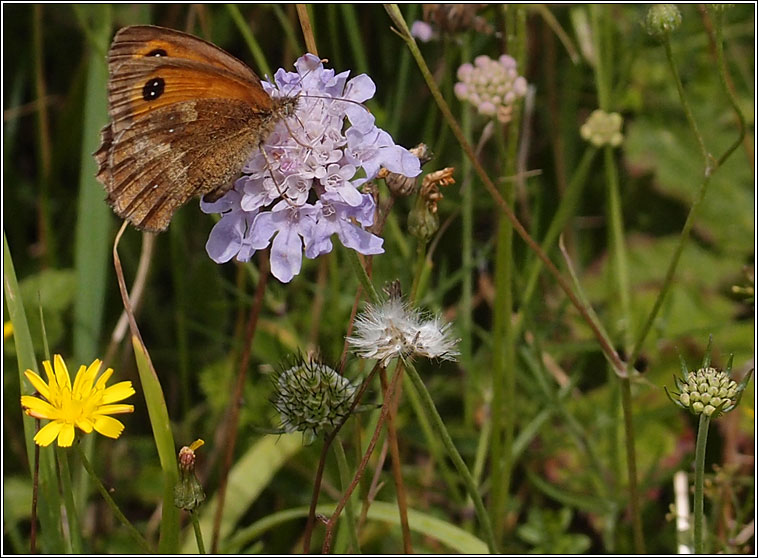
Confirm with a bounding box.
[20,355,135,447]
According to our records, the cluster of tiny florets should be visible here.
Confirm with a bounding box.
[644,4,682,37]
[454,55,528,123]
[669,367,741,418]
[272,358,356,443]
[580,109,624,147]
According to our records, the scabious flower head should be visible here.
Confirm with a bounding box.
[174,439,206,511]
[644,4,682,37]
[666,347,753,419]
[20,355,135,447]
[272,356,356,444]
[347,297,460,366]
[203,54,422,283]
[580,109,624,147]
[454,54,528,123]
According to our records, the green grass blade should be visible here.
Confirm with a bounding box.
[131,337,179,552]
[3,233,65,551]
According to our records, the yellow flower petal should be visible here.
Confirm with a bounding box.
[4,321,13,339]
[21,395,60,420]
[95,404,135,416]
[75,418,94,433]
[42,360,57,389]
[101,381,136,404]
[93,416,125,439]
[58,423,76,447]
[53,355,72,390]
[34,421,63,447]
[189,439,205,451]
[23,369,51,401]
[94,368,115,391]
[73,361,97,398]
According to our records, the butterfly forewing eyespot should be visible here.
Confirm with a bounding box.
[142,78,165,101]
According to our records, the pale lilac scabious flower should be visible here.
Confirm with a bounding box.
[347,298,460,366]
[203,54,422,283]
[454,54,528,123]
[410,20,436,42]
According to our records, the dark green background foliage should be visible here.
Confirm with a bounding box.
[3,4,754,554]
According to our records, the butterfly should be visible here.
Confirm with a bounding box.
[94,25,298,232]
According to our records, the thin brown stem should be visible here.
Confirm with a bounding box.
[210,253,270,553]
[301,363,381,552]
[321,362,405,553]
[379,367,412,553]
[296,4,318,56]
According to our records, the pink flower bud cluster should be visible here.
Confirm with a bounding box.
[454,55,528,123]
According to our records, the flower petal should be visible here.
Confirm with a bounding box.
[93,416,125,439]
[21,395,59,420]
[100,382,136,405]
[57,423,76,447]
[53,355,72,390]
[269,224,303,283]
[76,418,94,433]
[23,369,51,401]
[93,367,115,391]
[34,421,63,447]
[95,404,135,416]
[73,360,101,399]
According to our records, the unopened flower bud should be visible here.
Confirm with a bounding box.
[273,357,356,445]
[408,201,439,242]
[644,4,682,37]
[666,349,753,419]
[455,54,527,123]
[174,440,206,511]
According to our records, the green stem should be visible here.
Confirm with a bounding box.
[694,413,710,554]
[190,510,206,554]
[56,447,83,553]
[620,377,645,553]
[346,248,380,304]
[712,13,746,167]
[334,436,362,553]
[662,34,710,164]
[403,358,499,553]
[75,443,153,553]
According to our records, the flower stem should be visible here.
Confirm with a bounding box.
[302,364,380,552]
[620,377,645,553]
[403,358,499,553]
[322,362,404,553]
[75,443,153,553]
[694,413,711,554]
[211,251,270,553]
[56,447,83,553]
[333,436,362,553]
[379,367,412,552]
[190,509,206,554]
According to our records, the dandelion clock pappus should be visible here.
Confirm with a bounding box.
[202,54,422,283]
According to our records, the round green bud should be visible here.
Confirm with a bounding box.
[644,4,682,37]
[679,392,690,406]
